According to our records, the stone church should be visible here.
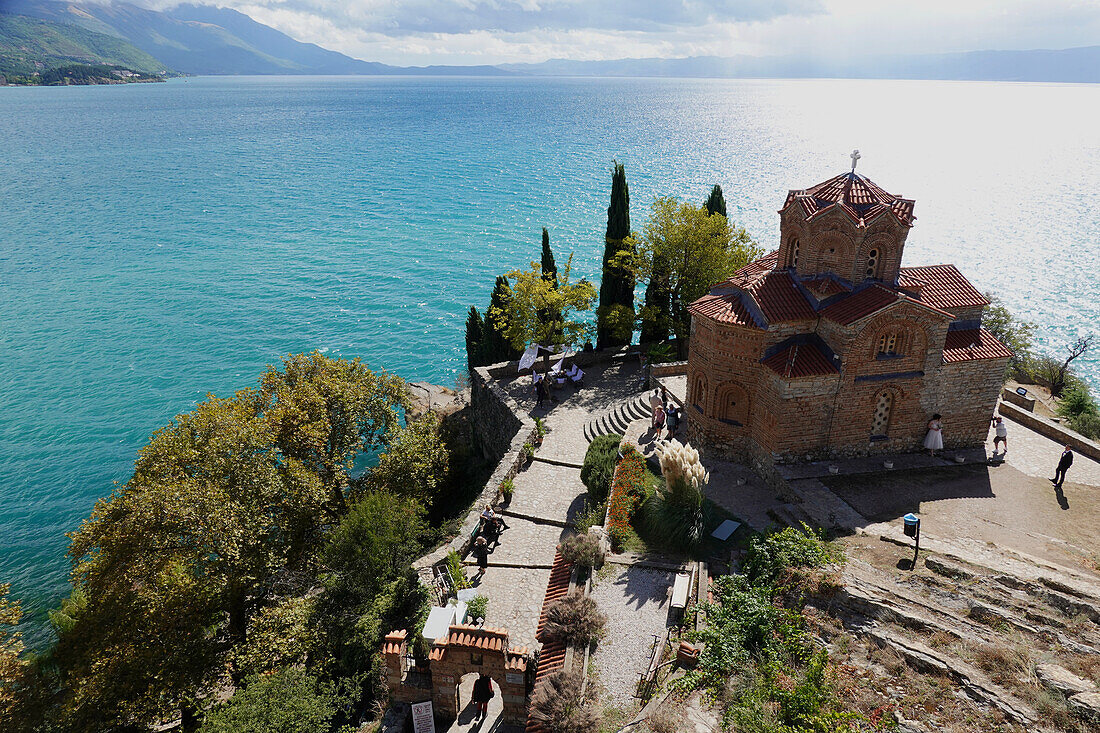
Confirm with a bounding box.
[686,159,1011,463]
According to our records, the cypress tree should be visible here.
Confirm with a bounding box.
[597,162,636,349]
[704,184,727,217]
[539,228,563,345]
[486,275,522,361]
[640,253,670,344]
[465,306,485,369]
[540,227,558,286]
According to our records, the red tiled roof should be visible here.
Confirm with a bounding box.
[536,552,573,642]
[942,328,1013,363]
[446,625,509,651]
[782,172,916,228]
[527,550,574,733]
[745,271,816,323]
[899,265,989,311]
[731,250,779,280]
[819,285,901,325]
[761,342,839,379]
[802,276,852,298]
[689,291,756,327]
[382,630,407,656]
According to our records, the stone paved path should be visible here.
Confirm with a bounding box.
[461,360,647,658]
[989,418,1100,486]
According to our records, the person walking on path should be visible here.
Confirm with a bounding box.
[649,388,663,421]
[924,414,944,457]
[665,404,679,440]
[472,673,494,719]
[472,536,490,579]
[1053,446,1074,488]
[992,416,1008,453]
[652,403,666,433]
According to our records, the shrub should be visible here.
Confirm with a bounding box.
[743,523,839,587]
[580,434,622,504]
[528,671,598,733]
[446,550,470,591]
[466,594,488,623]
[572,499,606,536]
[522,442,536,462]
[1057,382,1098,421]
[606,448,647,549]
[1069,412,1100,441]
[535,417,548,438]
[201,667,337,733]
[500,477,515,502]
[557,534,605,569]
[542,593,606,646]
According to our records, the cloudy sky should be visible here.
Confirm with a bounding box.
[174,0,1100,66]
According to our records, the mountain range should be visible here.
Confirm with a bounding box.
[1,0,1097,83]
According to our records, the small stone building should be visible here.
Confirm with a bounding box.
[687,166,1011,463]
[383,624,531,725]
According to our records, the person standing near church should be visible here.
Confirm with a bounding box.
[924,414,944,457]
[1053,446,1074,488]
[992,416,1008,453]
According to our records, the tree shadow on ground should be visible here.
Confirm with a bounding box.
[820,464,995,523]
[610,566,672,610]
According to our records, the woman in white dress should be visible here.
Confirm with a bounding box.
[924,413,944,457]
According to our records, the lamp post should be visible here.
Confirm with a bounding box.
[902,513,920,570]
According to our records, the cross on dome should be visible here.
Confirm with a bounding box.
[850,149,861,173]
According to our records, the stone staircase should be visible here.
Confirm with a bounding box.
[582,393,650,443]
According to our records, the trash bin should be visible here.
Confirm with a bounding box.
[903,513,919,538]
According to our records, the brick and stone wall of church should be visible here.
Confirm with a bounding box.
[923,357,1009,448]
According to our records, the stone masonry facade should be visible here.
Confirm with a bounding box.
[687,166,1011,463]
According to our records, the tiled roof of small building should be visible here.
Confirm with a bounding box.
[899,264,989,311]
[443,624,510,651]
[731,250,779,279]
[761,341,839,378]
[782,172,916,228]
[819,285,901,325]
[382,630,407,655]
[942,328,1013,363]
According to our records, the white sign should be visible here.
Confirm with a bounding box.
[411,701,435,733]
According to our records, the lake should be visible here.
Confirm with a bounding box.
[1,75,1098,642]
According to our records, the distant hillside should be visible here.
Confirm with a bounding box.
[502,47,1100,83]
[0,0,510,76]
[0,13,166,77]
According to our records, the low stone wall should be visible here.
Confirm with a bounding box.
[649,360,688,379]
[999,400,1100,463]
[1002,387,1036,412]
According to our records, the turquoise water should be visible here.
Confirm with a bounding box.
[2,76,1099,642]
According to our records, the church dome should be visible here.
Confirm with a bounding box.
[781,171,915,228]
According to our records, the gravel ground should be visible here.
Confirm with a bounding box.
[589,565,674,711]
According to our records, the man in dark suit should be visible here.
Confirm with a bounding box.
[1052,446,1074,488]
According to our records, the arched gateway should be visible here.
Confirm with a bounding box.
[383,624,531,725]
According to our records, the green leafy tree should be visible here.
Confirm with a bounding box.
[490,254,597,351]
[597,162,636,349]
[260,351,408,516]
[201,667,338,733]
[704,184,727,217]
[44,353,409,731]
[365,413,450,507]
[983,293,1035,374]
[635,197,762,351]
[639,252,670,344]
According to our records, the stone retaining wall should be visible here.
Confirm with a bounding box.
[999,400,1100,463]
[1001,387,1036,411]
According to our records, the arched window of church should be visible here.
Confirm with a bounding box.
[870,391,893,437]
[789,237,800,268]
[876,332,899,357]
[866,248,879,279]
